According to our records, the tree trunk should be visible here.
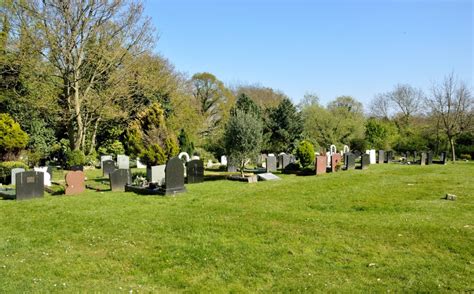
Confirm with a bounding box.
[449,137,456,162]
[240,160,245,178]
[73,82,83,151]
[88,118,101,155]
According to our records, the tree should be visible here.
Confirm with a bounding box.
[364,118,398,150]
[267,98,303,152]
[387,84,424,127]
[369,94,391,119]
[178,129,194,155]
[231,93,261,118]
[233,84,286,109]
[427,74,473,162]
[296,140,314,168]
[0,113,28,160]
[13,0,153,152]
[224,110,263,177]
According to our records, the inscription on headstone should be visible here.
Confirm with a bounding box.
[16,171,44,200]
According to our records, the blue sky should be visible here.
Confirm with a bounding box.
[145,0,473,106]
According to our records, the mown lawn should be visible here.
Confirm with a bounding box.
[0,163,473,292]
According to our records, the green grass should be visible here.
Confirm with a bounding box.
[1,163,473,292]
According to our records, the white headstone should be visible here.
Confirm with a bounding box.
[101,155,113,169]
[11,168,25,186]
[326,152,331,167]
[366,150,376,164]
[136,157,146,168]
[220,155,227,166]
[117,155,130,169]
[330,145,337,155]
[343,145,350,154]
[257,173,281,181]
[33,167,52,187]
[207,160,213,168]
[150,165,166,186]
[178,152,190,162]
[191,155,200,160]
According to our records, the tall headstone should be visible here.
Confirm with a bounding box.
[344,153,356,170]
[102,160,116,177]
[266,155,277,172]
[426,151,433,165]
[315,155,327,175]
[361,154,370,169]
[11,168,25,186]
[160,157,186,195]
[109,169,132,192]
[148,165,166,185]
[187,160,204,184]
[117,155,130,170]
[15,171,44,200]
[220,155,227,166]
[377,150,385,164]
[366,150,376,164]
[384,151,393,163]
[178,152,190,162]
[413,151,417,163]
[420,152,427,166]
[278,153,290,170]
[330,154,342,172]
[100,155,113,169]
[33,167,52,187]
[65,171,85,196]
[440,152,447,165]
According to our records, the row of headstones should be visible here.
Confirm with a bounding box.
[224,153,295,173]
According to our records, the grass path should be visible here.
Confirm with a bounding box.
[0,163,473,292]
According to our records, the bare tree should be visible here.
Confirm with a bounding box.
[387,84,424,125]
[369,93,391,119]
[427,74,473,162]
[13,0,153,151]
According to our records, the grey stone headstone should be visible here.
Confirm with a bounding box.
[384,151,393,163]
[227,165,237,172]
[161,157,186,195]
[378,150,385,164]
[117,155,130,170]
[278,153,290,169]
[102,160,116,177]
[353,150,362,158]
[420,152,427,165]
[266,156,277,172]
[15,171,44,200]
[344,153,356,170]
[440,152,447,164]
[257,173,281,181]
[426,151,433,165]
[413,151,417,162]
[11,168,25,186]
[186,160,204,184]
[109,169,131,192]
[361,154,370,169]
[101,155,113,169]
[147,165,166,186]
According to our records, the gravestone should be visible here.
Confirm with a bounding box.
[384,151,393,163]
[361,154,370,169]
[420,152,427,166]
[100,155,113,169]
[289,154,296,164]
[326,152,331,167]
[440,152,447,164]
[257,173,281,181]
[16,171,44,200]
[343,145,350,154]
[266,156,277,172]
[178,152,190,162]
[207,160,213,168]
[109,169,132,192]
[366,150,376,164]
[187,160,204,184]
[220,155,227,166]
[34,167,52,187]
[136,158,146,168]
[426,151,433,165]
[315,155,327,175]
[344,153,356,170]
[65,171,85,196]
[353,150,362,158]
[102,160,116,177]
[69,165,83,171]
[160,157,186,195]
[227,164,238,172]
[413,151,417,162]
[148,165,166,186]
[11,168,25,186]
[117,155,130,169]
[378,150,385,164]
[330,154,342,172]
[278,153,290,170]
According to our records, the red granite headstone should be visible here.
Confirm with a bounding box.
[65,171,85,195]
[330,154,342,172]
[315,155,327,175]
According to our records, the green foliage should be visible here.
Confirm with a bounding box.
[456,133,474,158]
[224,110,263,176]
[66,150,86,167]
[460,154,471,160]
[296,140,315,167]
[267,98,303,153]
[193,147,217,164]
[25,118,57,159]
[0,161,28,184]
[0,113,29,160]
[350,138,367,152]
[178,129,194,155]
[97,140,125,157]
[231,93,261,118]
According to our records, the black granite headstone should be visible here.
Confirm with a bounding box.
[440,152,447,164]
[160,157,186,195]
[378,150,385,164]
[103,160,116,177]
[109,169,131,192]
[69,165,84,171]
[15,171,44,200]
[344,153,356,170]
[384,151,393,163]
[186,160,204,184]
[426,151,433,165]
[360,154,370,169]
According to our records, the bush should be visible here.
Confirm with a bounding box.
[0,161,28,184]
[66,150,86,167]
[460,154,471,160]
[0,113,29,160]
[296,140,315,167]
[193,147,217,164]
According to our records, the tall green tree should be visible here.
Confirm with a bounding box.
[267,98,303,153]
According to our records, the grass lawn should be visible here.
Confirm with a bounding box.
[0,163,473,292]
